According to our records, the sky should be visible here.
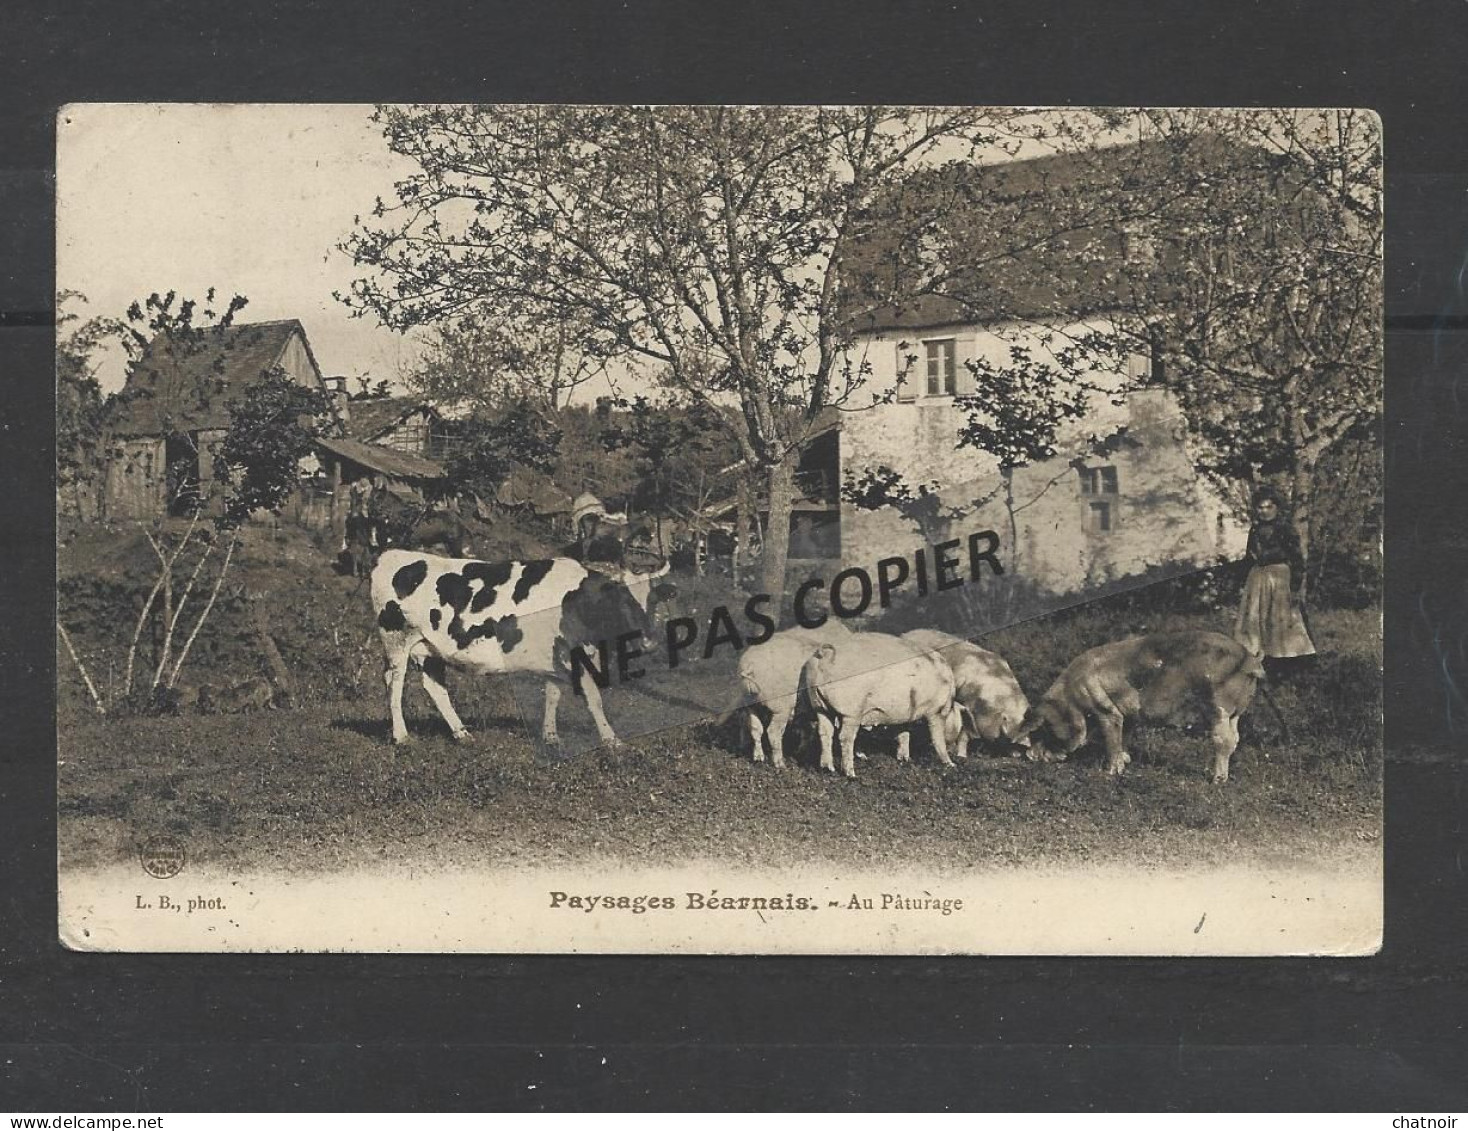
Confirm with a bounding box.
[58,103,423,394]
[55,104,1116,399]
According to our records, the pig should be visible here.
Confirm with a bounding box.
[802,632,962,779]
[731,621,854,769]
[1019,630,1266,783]
[902,628,1033,759]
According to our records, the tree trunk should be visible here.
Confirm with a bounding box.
[760,454,798,606]
[1003,468,1019,575]
[1003,467,1020,624]
[733,477,751,581]
[1291,454,1316,601]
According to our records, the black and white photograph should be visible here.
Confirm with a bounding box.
[55,104,1383,953]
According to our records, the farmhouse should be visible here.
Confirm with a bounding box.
[102,319,455,536]
[778,142,1253,597]
[333,386,448,460]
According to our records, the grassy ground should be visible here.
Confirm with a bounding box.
[58,590,1383,875]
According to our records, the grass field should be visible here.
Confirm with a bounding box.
[58,583,1383,876]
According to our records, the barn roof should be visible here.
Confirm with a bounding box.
[315,435,447,481]
[111,319,323,437]
[344,396,437,440]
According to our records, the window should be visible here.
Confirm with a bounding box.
[1087,500,1114,533]
[925,339,957,396]
[1079,465,1118,497]
[1079,464,1119,534]
[1120,222,1156,267]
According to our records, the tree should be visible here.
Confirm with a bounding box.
[597,395,738,546]
[212,367,334,527]
[56,290,122,519]
[405,310,610,414]
[442,400,562,501]
[341,104,1035,597]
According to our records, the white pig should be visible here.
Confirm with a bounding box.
[732,621,853,769]
[802,632,962,779]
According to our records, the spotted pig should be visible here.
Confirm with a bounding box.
[1019,630,1265,783]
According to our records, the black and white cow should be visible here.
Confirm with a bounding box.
[369,548,674,748]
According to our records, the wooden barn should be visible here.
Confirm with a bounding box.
[103,319,329,520]
[336,390,449,460]
[297,434,450,541]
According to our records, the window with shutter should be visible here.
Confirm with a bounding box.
[924,338,956,396]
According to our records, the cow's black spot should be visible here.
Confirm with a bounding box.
[392,558,428,599]
[458,561,512,614]
[377,601,406,632]
[436,572,472,612]
[512,559,555,603]
[422,654,447,684]
[464,560,515,588]
[429,608,442,630]
[496,613,523,652]
[449,614,497,650]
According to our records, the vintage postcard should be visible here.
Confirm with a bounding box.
[56,104,1382,953]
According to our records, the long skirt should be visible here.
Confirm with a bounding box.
[1234,563,1316,658]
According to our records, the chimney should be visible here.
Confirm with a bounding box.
[323,376,350,431]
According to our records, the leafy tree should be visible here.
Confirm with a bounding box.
[213,367,333,527]
[552,404,639,503]
[442,401,563,500]
[597,395,736,537]
[341,104,1036,596]
[56,290,123,519]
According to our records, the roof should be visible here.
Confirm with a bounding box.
[848,294,975,333]
[112,319,321,437]
[844,135,1268,333]
[344,396,436,440]
[315,435,447,481]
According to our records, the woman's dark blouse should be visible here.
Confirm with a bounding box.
[1245,518,1304,592]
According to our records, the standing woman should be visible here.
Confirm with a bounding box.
[1234,485,1316,674]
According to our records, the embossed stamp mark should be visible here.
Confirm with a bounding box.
[138,834,186,880]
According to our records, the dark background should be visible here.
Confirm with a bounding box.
[3,0,1465,1111]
